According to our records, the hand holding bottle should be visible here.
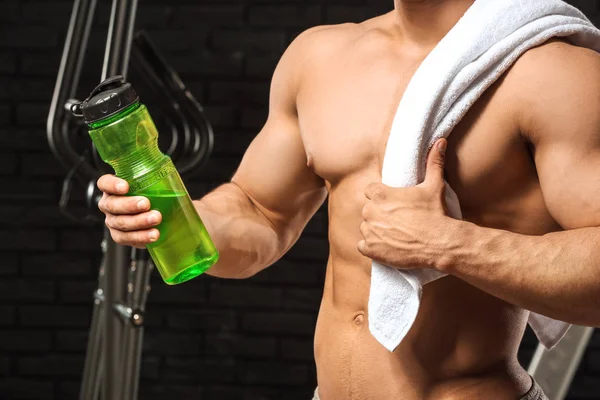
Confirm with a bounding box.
[97,174,162,249]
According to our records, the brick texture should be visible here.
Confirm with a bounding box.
[2,0,599,399]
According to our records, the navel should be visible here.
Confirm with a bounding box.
[353,312,365,326]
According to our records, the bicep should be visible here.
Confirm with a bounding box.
[535,133,600,230]
[526,45,600,229]
[232,114,327,235]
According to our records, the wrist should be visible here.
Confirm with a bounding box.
[193,199,215,235]
[435,218,479,274]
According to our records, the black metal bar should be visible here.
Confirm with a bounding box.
[120,250,152,400]
[47,0,99,184]
[80,256,105,400]
[103,231,128,400]
[99,0,139,398]
[102,0,138,80]
[129,257,153,400]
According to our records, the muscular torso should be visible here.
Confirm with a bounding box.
[296,16,562,400]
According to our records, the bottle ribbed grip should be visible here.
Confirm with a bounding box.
[127,160,177,194]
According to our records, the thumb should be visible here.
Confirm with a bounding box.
[424,138,447,188]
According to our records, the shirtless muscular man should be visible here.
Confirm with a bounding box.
[97,1,600,399]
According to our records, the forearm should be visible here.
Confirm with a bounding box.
[444,221,600,326]
[193,183,287,279]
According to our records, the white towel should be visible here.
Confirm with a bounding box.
[369,0,600,353]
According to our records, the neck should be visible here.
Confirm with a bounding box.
[393,0,475,47]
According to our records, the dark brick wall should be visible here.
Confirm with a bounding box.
[1,0,599,399]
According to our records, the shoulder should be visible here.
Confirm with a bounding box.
[506,39,600,143]
[510,39,600,91]
[278,14,394,88]
[267,23,365,112]
[282,23,366,70]
[272,20,376,100]
[289,13,395,58]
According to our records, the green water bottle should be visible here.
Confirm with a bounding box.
[75,75,219,285]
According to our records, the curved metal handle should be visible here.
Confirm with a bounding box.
[131,31,214,175]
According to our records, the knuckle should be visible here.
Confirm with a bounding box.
[135,215,150,230]
[108,215,118,229]
[112,216,126,231]
[134,231,149,245]
[359,221,367,233]
[358,240,366,254]
[111,196,131,214]
[433,159,444,169]
[98,193,108,212]
[367,182,378,192]
[103,196,114,213]
[362,238,372,251]
[366,182,379,197]
[373,187,386,200]
[109,229,123,244]
[113,230,135,247]
[139,231,150,243]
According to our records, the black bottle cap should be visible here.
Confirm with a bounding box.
[73,75,139,124]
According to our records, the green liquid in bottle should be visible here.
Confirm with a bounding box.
[141,190,219,285]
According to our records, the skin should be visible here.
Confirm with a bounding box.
[97,0,600,398]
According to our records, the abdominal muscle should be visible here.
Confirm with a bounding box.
[304,80,550,398]
[313,234,532,400]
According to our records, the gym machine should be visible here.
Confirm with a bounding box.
[529,326,595,399]
[46,0,214,399]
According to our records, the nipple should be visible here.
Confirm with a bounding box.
[306,153,314,168]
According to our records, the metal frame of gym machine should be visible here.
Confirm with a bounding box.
[46,0,595,399]
[46,0,214,399]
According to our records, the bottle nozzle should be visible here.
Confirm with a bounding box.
[69,100,83,117]
[86,75,126,101]
[77,75,139,124]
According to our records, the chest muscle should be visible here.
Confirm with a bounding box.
[298,54,559,234]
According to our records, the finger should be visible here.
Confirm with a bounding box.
[365,182,386,201]
[97,174,129,195]
[361,204,370,221]
[101,195,150,215]
[424,138,447,188]
[98,192,108,213]
[105,210,162,232]
[110,228,160,247]
[359,221,368,237]
[357,240,367,256]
